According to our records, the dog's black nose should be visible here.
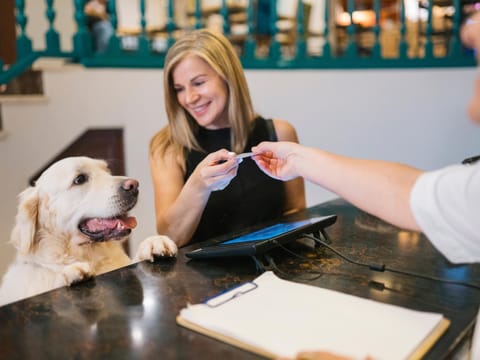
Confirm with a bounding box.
[121,179,139,194]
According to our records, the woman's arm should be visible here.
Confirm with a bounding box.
[272,119,306,215]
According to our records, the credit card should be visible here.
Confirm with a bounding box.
[235,152,255,159]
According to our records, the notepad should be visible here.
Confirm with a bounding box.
[177,272,450,360]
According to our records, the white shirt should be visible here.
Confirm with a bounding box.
[410,162,480,264]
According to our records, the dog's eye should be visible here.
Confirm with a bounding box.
[73,174,88,185]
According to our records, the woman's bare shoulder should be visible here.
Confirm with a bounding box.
[272,118,299,142]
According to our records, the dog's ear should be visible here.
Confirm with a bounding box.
[10,186,40,255]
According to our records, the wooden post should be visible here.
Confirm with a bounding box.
[0,0,17,65]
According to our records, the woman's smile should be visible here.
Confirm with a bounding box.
[190,101,210,116]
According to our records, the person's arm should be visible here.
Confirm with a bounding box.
[272,119,306,214]
[252,141,422,231]
[150,148,240,247]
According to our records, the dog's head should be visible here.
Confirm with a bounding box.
[11,157,139,254]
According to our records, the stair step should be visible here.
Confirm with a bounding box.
[32,57,82,72]
[0,94,48,104]
[1,68,43,96]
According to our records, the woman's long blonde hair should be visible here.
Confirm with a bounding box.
[150,29,256,166]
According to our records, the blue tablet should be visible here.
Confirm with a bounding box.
[185,215,337,259]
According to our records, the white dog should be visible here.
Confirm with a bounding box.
[0,156,177,306]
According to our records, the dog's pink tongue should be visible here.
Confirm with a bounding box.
[122,216,137,229]
[86,216,137,232]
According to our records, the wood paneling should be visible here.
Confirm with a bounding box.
[29,128,125,186]
[0,0,17,65]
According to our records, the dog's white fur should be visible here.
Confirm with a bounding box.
[0,156,177,306]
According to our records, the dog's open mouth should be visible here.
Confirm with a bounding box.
[78,215,137,242]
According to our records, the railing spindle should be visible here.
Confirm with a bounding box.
[15,0,33,58]
[45,0,60,55]
[322,0,331,59]
[221,0,229,34]
[424,0,433,58]
[449,0,461,57]
[371,0,381,58]
[399,0,408,59]
[106,0,121,55]
[243,0,256,60]
[166,0,175,48]
[195,0,202,30]
[73,0,93,58]
[296,0,306,60]
[345,0,356,58]
[269,0,280,61]
[138,0,149,54]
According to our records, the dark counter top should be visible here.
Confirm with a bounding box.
[1,199,479,359]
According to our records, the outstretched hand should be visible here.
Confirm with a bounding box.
[252,141,301,181]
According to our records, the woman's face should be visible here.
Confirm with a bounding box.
[172,54,229,129]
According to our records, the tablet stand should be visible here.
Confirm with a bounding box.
[251,226,332,279]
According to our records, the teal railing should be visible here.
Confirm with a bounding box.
[0,0,476,85]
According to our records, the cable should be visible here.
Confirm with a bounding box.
[302,233,480,291]
[251,254,291,278]
[252,251,323,282]
[273,247,324,282]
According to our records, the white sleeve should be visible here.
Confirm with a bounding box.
[410,163,480,264]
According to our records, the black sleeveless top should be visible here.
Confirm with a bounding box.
[184,117,286,243]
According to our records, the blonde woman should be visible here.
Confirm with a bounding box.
[150,29,305,247]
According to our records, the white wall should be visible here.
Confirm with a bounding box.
[0,66,479,280]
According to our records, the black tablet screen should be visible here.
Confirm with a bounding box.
[221,219,320,245]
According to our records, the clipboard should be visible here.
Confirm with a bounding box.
[176,272,450,360]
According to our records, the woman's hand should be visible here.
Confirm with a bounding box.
[192,149,241,192]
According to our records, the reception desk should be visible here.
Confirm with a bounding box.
[1,199,479,359]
